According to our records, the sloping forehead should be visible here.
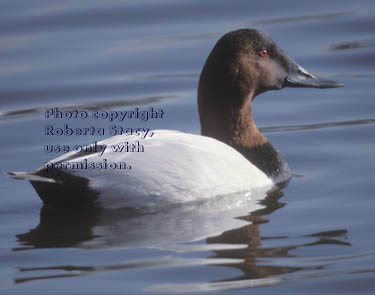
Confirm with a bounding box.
[219,29,277,54]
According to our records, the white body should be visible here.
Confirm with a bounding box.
[47,130,273,209]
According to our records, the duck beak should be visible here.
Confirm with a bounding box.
[284,56,343,89]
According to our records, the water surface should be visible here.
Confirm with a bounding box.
[1,0,375,294]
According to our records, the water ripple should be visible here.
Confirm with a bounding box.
[329,38,375,51]
[0,95,174,122]
[15,256,243,284]
[260,118,375,133]
[249,11,355,26]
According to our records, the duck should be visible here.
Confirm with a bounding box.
[9,29,342,209]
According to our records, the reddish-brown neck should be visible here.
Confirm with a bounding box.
[198,86,267,149]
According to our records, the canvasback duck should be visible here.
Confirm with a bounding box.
[10,29,342,209]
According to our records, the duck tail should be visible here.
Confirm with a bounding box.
[7,171,57,183]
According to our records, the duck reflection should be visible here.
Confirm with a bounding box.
[206,192,350,281]
[14,187,350,287]
[15,206,102,250]
[15,186,272,251]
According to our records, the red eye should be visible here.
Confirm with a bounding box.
[259,49,268,57]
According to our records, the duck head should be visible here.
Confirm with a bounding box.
[198,29,342,146]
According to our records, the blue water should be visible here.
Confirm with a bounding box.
[1,0,375,294]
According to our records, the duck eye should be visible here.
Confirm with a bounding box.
[259,49,269,57]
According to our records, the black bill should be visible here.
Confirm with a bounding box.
[285,56,343,89]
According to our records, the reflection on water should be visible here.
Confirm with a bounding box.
[14,206,101,251]
[14,188,352,290]
[15,186,274,251]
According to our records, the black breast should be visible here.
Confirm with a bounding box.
[232,142,291,184]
